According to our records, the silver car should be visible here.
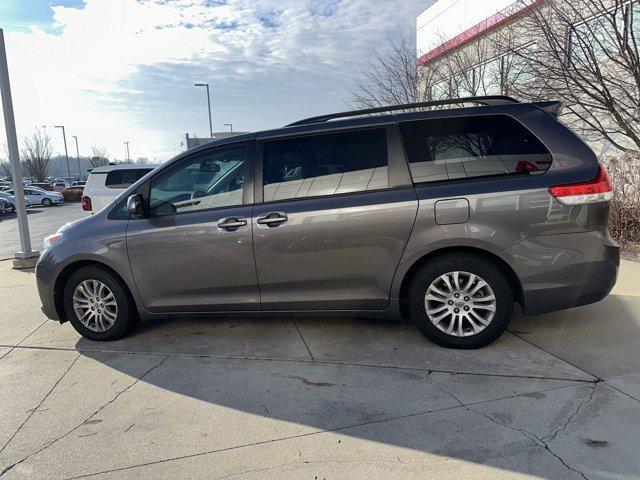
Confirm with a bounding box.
[35,96,619,348]
[0,191,32,212]
[5,187,64,206]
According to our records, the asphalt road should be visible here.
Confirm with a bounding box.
[0,203,88,260]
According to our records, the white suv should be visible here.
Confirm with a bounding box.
[82,164,157,212]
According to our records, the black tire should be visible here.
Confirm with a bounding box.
[42,198,52,207]
[63,266,138,341]
[9,205,15,214]
[408,253,514,349]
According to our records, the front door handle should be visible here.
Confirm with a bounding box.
[256,212,288,226]
[217,217,247,230]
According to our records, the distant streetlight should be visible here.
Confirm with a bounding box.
[72,135,81,180]
[224,123,233,133]
[194,82,213,138]
[124,141,130,162]
[54,125,71,181]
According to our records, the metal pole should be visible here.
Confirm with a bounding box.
[72,135,80,180]
[0,29,38,264]
[195,83,213,138]
[55,125,71,181]
[224,123,233,133]
[124,141,130,162]
[205,84,213,138]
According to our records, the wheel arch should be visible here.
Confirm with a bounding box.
[398,246,524,316]
[53,260,136,324]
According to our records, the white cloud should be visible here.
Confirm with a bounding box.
[1,0,422,161]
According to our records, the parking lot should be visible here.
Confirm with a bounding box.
[1,251,639,479]
[0,204,87,260]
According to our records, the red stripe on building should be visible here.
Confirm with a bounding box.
[417,0,546,66]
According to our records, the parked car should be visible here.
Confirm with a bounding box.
[0,197,11,214]
[0,191,32,212]
[81,164,156,212]
[53,180,69,190]
[31,182,55,191]
[71,181,86,189]
[35,96,619,347]
[4,187,64,207]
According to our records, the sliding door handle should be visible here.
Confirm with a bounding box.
[257,212,288,226]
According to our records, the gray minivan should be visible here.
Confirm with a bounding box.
[35,96,619,348]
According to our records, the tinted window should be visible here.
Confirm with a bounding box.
[149,144,247,216]
[105,169,152,189]
[263,128,388,202]
[400,115,552,184]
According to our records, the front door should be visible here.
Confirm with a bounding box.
[126,142,259,312]
[253,127,418,311]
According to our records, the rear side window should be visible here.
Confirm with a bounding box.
[105,169,151,189]
[262,128,388,202]
[399,115,552,184]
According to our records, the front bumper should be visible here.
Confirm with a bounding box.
[35,250,62,322]
[502,230,619,316]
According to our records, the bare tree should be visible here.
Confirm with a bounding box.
[89,146,110,167]
[352,35,433,108]
[514,0,640,151]
[21,128,53,182]
[0,160,11,181]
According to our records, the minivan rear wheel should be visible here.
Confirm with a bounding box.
[63,266,137,341]
[408,254,513,349]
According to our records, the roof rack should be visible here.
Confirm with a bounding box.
[286,95,520,127]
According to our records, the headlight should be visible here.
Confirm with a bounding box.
[43,232,63,250]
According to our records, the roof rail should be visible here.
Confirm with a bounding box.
[286,95,520,127]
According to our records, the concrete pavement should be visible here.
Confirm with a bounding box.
[0,259,639,479]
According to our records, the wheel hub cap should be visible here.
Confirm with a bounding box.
[424,271,496,337]
[72,280,118,333]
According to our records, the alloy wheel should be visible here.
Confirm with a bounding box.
[424,271,496,337]
[72,279,118,332]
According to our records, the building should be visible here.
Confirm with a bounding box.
[416,0,541,99]
[415,0,640,154]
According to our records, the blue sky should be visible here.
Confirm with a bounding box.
[0,0,424,160]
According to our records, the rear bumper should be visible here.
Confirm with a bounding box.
[502,230,619,316]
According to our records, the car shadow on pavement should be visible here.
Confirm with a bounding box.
[72,294,640,480]
[0,209,44,221]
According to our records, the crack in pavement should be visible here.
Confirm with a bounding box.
[292,321,315,361]
[507,331,600,381]
[58,382,587,480]
[0,320,51,363]
[427,373,596,480]
[0,343,597,383]
[0,352,82,459]
[0,355,170,478]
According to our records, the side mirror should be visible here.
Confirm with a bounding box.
[127,194,144,216]
[200,160,221,173]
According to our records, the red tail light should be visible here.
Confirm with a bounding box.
[81,196,92,211]
[549,165,613,205]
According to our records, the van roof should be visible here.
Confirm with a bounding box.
[89,164,159,174]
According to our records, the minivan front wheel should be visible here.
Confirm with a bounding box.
[408,254,513,349]
[63,266,137,341]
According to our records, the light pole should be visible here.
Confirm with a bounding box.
[54,125,71,181]
[72,135,81,180]
[194,82,213,138]
[224,123,233,133]
[124,141,130,162]
[0,28,38,266]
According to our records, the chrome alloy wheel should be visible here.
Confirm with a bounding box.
[72,280,118,332]
[424,271,496,337]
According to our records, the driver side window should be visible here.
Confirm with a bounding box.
[149,144,247,216]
